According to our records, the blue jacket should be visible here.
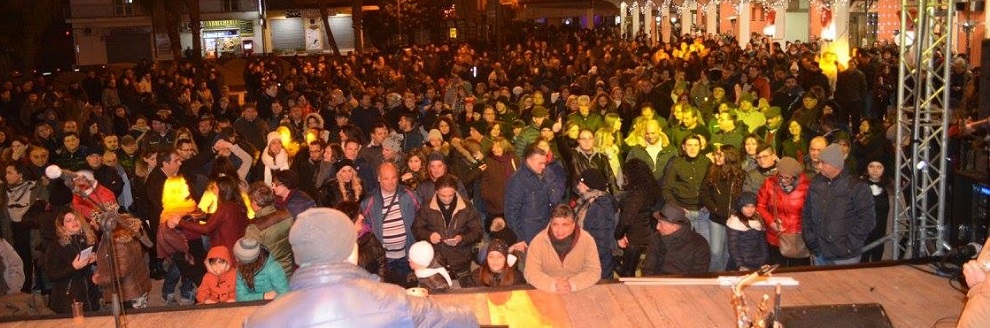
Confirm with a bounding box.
[236,256,290,302]
[504,164,560,244]
[279,190,317,218]
[361,187,422,249]
[580,192,619,254]
[244,263,478,328]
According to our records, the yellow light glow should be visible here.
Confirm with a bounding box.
[197,185,256,219]
[275,125,301,158]
[162,176,198,214]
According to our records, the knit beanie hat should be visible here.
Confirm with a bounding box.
[776,157,803,177]
[266,131,282,146]
[736,191,758,212]
[579,168,609,192]
[382,134,402,153]
[409,241,453,286]
[332,159,356,173]
[428,129,443,142]
[819,143,845,169]
[233,237,262,264]
[409,241,435,268]
[289,208,357,267]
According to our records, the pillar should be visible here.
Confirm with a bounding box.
[773,6,787,42]
[739,2,751,47]
[706,2,718,35]
[831,4,851,65]
[681,4,692,36]
[644,4,653,44]
[662,7,672,43]
[633,2,641,37]
[620,2,628,38]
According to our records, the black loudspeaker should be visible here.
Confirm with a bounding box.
[956,0,985,11]
[780,303,893,328]
[953,170,990,246]
[981,39,990,119]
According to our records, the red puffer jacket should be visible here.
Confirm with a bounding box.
[756,174,810,246]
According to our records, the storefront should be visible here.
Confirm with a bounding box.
[201,19,255,58]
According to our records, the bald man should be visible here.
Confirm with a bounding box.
[360,163,422,285]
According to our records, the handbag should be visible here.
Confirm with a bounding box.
[772,186,810,258]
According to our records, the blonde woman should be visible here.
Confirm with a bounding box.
[261,132,290,185]
[595,128,623,190]
[45,209,99,313]
[316,159,363,207]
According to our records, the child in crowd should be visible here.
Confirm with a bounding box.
[197,246,237,304]
[234,237,289,301]
[466,238,525,288]
[408,241,453,293]
[726,192,769,271]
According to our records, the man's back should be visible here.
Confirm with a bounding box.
[245,263,477,328]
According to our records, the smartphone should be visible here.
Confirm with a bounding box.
[79,246,94,259]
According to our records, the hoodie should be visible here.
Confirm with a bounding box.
[198,246,237,303]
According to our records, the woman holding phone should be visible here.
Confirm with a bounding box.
[45,209,100,313]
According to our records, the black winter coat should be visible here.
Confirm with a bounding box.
[616,189,660,247]
[412,194,483,275]
[641,227,710,276]
[802,171,876,260]
[662,156,712,210]
[700,173,743,225]
[726,215,769,270]
[46,234,101,314]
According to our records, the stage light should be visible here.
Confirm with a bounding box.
[916,160,927,170]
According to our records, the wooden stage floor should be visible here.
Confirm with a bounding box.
[0,264,965,327]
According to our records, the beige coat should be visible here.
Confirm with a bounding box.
[524,227,601,293]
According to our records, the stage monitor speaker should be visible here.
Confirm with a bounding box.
[780,303,893,328]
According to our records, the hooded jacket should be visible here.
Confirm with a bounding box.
[757,174,810,247]
[197,246,237,303]
[726,214,769,270]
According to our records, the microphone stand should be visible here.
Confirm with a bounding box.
[81,191,127,328]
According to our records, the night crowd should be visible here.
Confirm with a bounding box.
[0,25,979,322]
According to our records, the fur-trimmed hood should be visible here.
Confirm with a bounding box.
[726,215,765,232]
[110,215,147,244]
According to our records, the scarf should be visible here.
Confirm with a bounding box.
[5,181,34,223]
[261,148,289,184]
[779,176,796,193]
[575,189,607,228]
[414,263,453,286]
[438,195,457,227]
[549,230,577,262]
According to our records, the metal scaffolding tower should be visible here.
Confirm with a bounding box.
[891,0,954,259]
